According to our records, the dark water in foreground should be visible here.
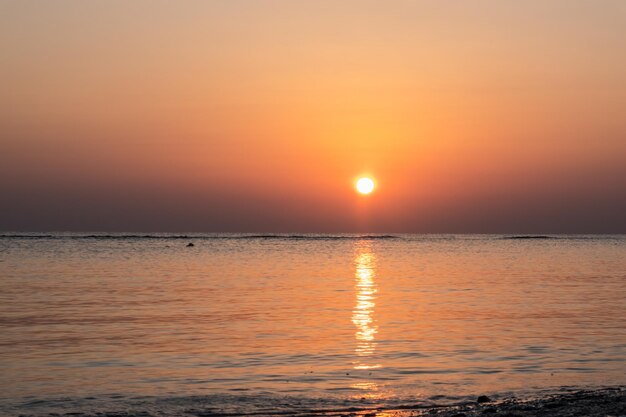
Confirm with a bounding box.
[0,234,624,415]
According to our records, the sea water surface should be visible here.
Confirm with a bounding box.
[0,234,625,415]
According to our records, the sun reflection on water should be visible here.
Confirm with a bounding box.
[352,241,380,371]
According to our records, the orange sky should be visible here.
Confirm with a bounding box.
[1,1,625,232]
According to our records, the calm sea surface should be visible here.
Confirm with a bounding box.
[0,234,625,415]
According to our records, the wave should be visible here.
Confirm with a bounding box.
[502,235,557,240]
[2,234,623,242]
[3,387,624,417]
[0,234,399,241]
[242,234,398,240]
[0,392,475,417]
[501,235,625,241]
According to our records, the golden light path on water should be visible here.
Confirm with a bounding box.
[351,241,384,398]
[2,235,626,412]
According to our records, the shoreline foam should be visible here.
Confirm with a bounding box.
[6,387,625,417]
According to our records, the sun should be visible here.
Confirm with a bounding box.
[356,177,375,195]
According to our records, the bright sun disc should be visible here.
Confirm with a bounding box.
[356,177,375,194]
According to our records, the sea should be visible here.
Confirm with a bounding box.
[0,233,624,416]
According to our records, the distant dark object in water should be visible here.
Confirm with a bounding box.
[477,395,492,403]
[503,235,556,240]
[0,233,399,240]
[186,242,194,247]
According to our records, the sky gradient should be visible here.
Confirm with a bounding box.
[1,1,625,232]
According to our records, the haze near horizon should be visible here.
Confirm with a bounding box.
[1,1,625,232]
